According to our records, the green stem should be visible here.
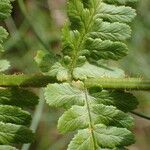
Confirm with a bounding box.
[0,74,57,87]
[85,78,150,91]
[0,75,150,90]
[21,89,45,150]
[84,84,97,150]
[18,0,51,52]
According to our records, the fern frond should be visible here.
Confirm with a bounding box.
[43,0,138,149]
[0,88,38,148]
[44,0,137,81]
[0,1,38,149]
[62,0,136,66]
[0,0,12,20]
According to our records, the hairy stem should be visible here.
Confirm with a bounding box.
[0,75,57,87]
[84,84,97,150]
[0,75,150,90]
[85,78,150,91]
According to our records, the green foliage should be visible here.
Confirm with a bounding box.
[0,105,31,125]
[0,145,18,150]
[44,0,139,149]
[73,62,125,80]
[0,88,39,107]
[68,124,134,149]
[91,90,139,112]
[0,0,12,20]
[103,0,138,5]
[45,83,85,108]
[0,0,147,149]
[0,1,39,149]
[58,104,134,133]
[0,27,8,52]
[0,0,11,53]
[0,60,10,72]
[37,0,137,81]
[35,50,56,73]
[0,122,34,144]
[0,87,38,149]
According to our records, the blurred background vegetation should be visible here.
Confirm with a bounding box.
[1,0,150,150]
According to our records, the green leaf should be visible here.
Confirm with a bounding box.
[45,83,86,108]
[0,88,39,107]
[91,90,138,112]
[0,105,31,125]
[48,62,69,81]
[98,148,127,150]
[0,145,18,150]
[85,38,128,60]
[0,60,10,72]
[58,104,133,133]
[90,20,131,41]
[68,124,134,149]
[97,3,136,23]
[0,27,8,44]
[0,0,12,20]
[62,0,136,64]
[0,27,8,52]
[67,0,86,30]
[62,23,81,56]
[103,0,138,5]
[34,50,56,73]
[0,44,3,52]
[73,62,125,80]
[0,122,34,144]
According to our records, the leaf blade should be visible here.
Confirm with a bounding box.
[73,62,125,80]
[0,122,34,144]
[68,124,134,149]
[58,104,134,133]
[0,88,39,107]
[0,0,12,20]
[45,83,85,108]
[0,105,31,125]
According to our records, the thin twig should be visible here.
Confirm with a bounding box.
[131,111,150,120]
